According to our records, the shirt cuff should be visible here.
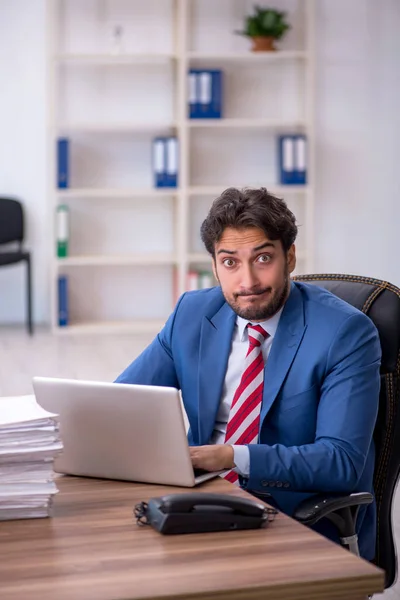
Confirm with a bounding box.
[232,445,250,477]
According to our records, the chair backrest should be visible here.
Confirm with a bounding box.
[293,274,400,587]
[0,198,24,245]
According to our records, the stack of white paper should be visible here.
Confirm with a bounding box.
[0,394,63,520]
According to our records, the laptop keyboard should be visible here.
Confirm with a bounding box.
[193,468,212,478]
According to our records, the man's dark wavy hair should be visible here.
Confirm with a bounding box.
[200,187,298,257]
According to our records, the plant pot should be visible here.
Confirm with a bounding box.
[251,36,276,52]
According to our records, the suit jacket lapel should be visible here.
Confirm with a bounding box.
[197,302,236,445]
[260,282,307,425]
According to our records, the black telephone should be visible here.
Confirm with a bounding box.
[134,493,277,535]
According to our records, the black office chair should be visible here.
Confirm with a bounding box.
[0,198,33,335]
[292,274,400,590]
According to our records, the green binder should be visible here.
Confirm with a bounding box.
[56,204,69,258]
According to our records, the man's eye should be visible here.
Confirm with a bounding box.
[223,258,235,267]
[258,254,271,263]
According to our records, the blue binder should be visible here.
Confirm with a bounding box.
[294,135,307,184]
[210,70,223,119]
[188,69,223,119]
[165,137,178,188]
[152,137,166,187]
[57,138,69,189]
[188,69,199,118]
[278,135,296,185]
[58,275,68,327]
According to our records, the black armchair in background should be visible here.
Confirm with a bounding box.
[0,197,33,335]
[293,274,400,590]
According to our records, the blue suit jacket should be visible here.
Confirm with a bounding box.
[116,281,381,559]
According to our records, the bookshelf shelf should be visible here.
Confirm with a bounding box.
[48,0,315,334]
[55,123,177,134]
[54,320,166,336]
[188,253,213,264]
[188,185,310,196]
[56,254,177,267]
[56,188,178,199]
[187,119,307,130]
[187,51,308,63]
[55,53,177,65]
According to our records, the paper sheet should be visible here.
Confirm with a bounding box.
[0,395,58,426]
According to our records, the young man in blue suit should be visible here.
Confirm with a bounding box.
[116,187,381,560]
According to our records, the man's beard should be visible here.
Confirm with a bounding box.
[223,270,290,321]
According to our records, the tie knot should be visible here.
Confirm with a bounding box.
[247,324,268,347]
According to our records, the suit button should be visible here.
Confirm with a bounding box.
[276,481,283,488]
[283,482,290,488]
[268,481,276,488]
[261,480,269,487]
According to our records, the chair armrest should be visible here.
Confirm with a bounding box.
[294,492,373,526]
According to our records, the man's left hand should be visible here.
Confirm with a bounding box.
[189,445,235,471]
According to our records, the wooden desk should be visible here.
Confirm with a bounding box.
[0,476,384,600]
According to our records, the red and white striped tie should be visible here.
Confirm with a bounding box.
[224,324,268,484]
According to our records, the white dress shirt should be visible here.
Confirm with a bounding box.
[209,307,283,477]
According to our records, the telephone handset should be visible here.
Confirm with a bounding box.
[159,493,266,516]
[134,493,277,534]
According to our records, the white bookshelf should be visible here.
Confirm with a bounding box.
[47,0,315,335]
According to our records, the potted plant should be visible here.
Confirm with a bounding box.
[236,6,291,52]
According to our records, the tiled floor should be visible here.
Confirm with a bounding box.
[1,326,398,598]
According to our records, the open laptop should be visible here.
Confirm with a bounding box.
[32,377,223,487]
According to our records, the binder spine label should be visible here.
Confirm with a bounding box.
[153,138,166,187]
[278,135,296,185]
[283,137,294,171]
[295,136,307,184]
[198,71,212,117]
[165,137,178,188]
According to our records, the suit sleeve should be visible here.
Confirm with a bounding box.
[114,294,185,388]
[243,312,381,494]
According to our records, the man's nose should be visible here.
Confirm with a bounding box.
[240,264,259,289]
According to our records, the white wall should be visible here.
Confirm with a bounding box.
[314,0,400,281]
[0,0,48,324]
[0,0,399,325]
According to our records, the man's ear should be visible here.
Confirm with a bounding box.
[287,244,296,274]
